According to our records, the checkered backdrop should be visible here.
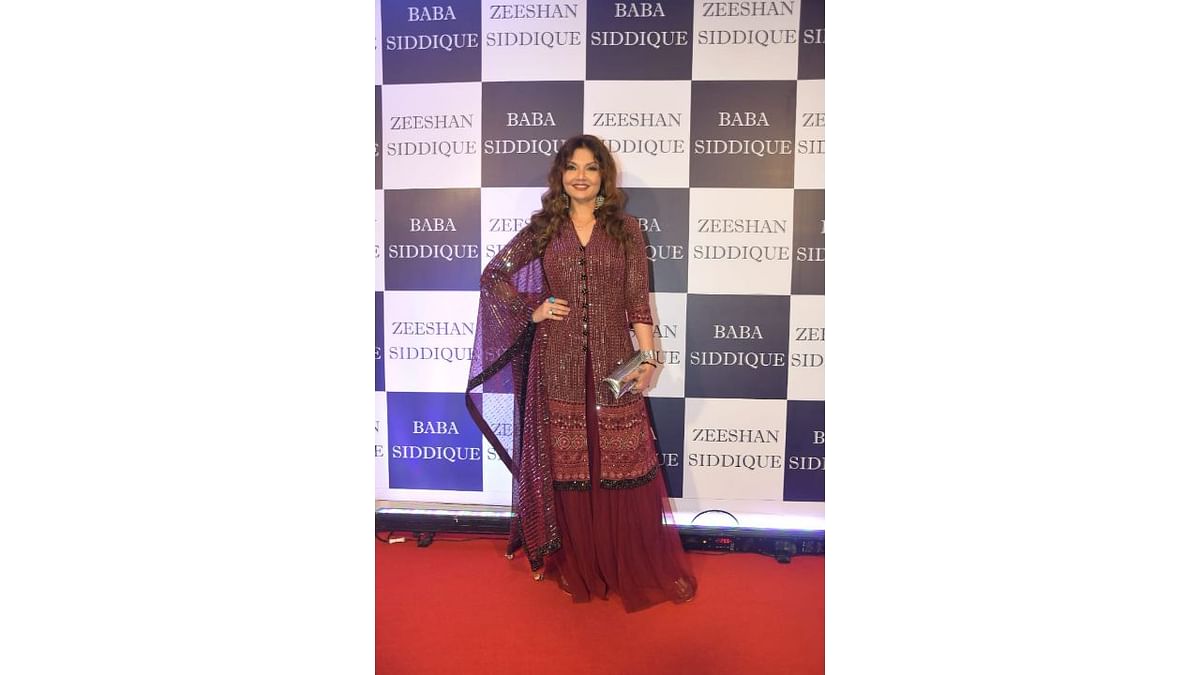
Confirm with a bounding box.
[376,0,824,529]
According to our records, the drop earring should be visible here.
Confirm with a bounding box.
[594,194,605,210]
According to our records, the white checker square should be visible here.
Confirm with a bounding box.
[683,398,787,500]
[645,291,687,398]
[787,295,825,400]
[375,189,385,292]
[583,80,691,188]
[482,2,586,81]
[383,290,479,393]
[381,82,481,189]
[480,187,544,270]
[375,392,389,495]
[692,2,802,80]
[687,188,795,294]
[793,79,825,189]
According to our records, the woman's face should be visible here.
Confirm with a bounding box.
[561,146,602,204]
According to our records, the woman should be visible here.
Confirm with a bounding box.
[466,134,697,612]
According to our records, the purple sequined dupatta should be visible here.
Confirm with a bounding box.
[465,241,557,571]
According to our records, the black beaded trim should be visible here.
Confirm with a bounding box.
[527,537,561,572]
[510,516,563,572]
[550,465,658,491]
[600,465,658,490]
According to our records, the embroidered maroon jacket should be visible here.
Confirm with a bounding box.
[481,214,657,489]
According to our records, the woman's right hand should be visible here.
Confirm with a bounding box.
[532,297,570,323]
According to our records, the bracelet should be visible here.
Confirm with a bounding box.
[638,349,659,366]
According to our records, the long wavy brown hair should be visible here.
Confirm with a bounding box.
[529,134,629,256]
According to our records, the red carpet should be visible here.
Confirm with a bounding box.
[376,535,824,674]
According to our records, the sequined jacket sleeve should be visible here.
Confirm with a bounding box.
[623,215,653,326]
[480,224,548,322]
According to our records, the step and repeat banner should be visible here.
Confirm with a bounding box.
[375,0,825,523]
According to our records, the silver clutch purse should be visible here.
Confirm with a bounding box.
[602,351,650,399]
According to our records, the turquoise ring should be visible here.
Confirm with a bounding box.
[548,296,556,304]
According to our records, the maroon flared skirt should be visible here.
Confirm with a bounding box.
[543,357,698,612]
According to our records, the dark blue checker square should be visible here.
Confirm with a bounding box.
[783,400,824,501]
[384,188,481,291]
[388,392,483,490]
[624,188,689,293]
[645,396,684,499]
[684,294,790,399]
[586,1,693,80]
[797,0,825,80]
[481,81,584,188]
[690,80,797,188]
[380,0,481,84]
[791,189,824,295]
[376,291,385,392]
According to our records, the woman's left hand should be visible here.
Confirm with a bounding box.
[622,363,655,395]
